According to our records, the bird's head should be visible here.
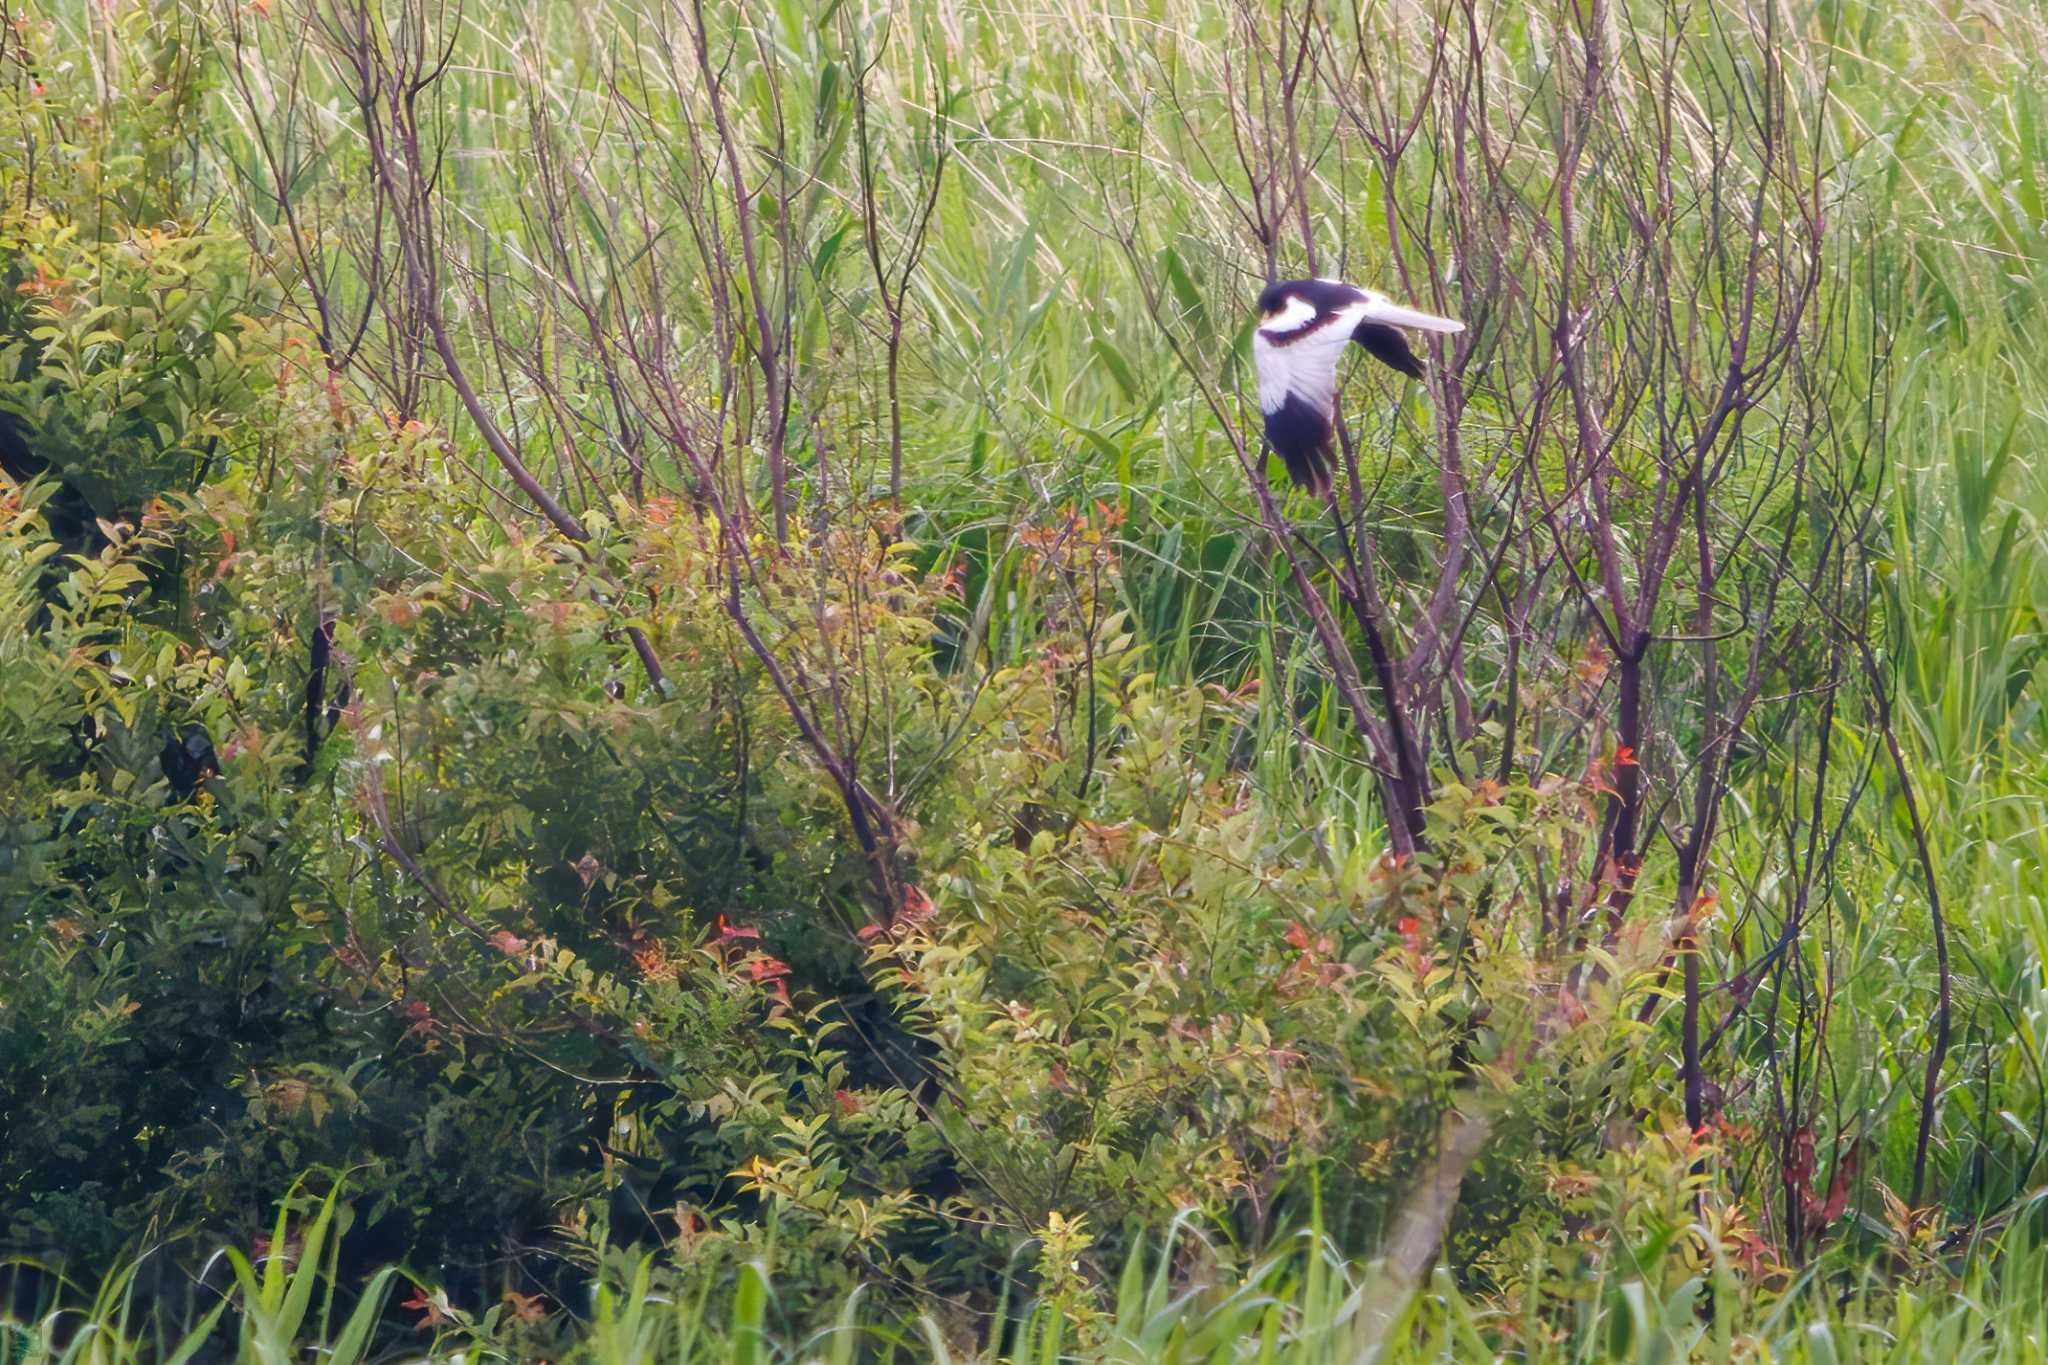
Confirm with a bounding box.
[1256,280,1324,333]
[1245,276,1343,331]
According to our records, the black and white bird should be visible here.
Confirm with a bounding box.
[1251,278,1463,495]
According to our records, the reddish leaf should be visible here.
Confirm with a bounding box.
[715,915,760,943]
[401,1289,451,1331]
[399,999,435,1041]
[900,884,934,923]
[503,1291,548,1324]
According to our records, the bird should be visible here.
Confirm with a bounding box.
[1250,278,1463,496]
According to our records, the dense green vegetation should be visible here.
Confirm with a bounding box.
[0,0,2042,1357]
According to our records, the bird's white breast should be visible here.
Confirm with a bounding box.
[1254,299,1373,416]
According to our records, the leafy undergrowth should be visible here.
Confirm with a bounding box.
[12,1186,2048,1364]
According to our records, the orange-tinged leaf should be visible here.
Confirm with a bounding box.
[401,1289,452,1330]
[503,1291,547,1324]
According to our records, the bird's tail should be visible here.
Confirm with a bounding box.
[1281,442,1334,497]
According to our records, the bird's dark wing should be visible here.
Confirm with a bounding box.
[1351,322,1426,379]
